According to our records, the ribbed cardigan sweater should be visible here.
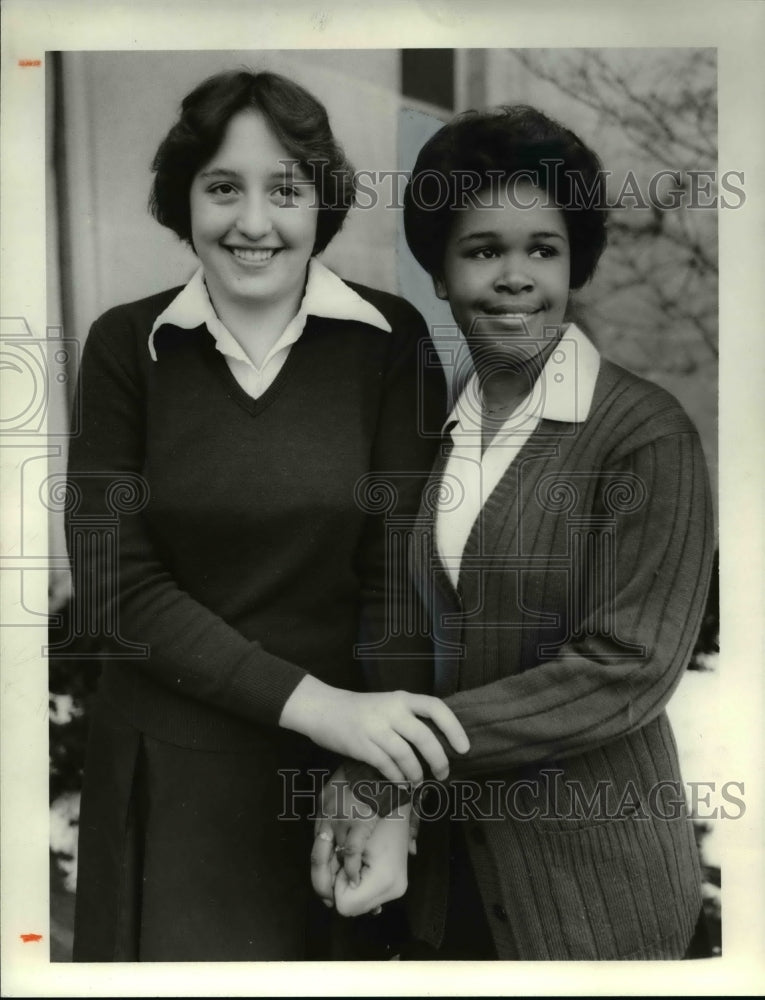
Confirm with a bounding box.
[401,358,715,960]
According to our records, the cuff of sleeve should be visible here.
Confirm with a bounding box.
[221,649,308,729]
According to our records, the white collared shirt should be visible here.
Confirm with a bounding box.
[437,324,601,589]
[148,258,391,398]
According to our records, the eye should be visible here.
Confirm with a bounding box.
[208,182,238,198]
[467,246,499,260]
[530,245,559,259]
[271,183,305,205]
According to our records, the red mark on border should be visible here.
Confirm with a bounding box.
[18,60,41,67]
[21,933,43,943]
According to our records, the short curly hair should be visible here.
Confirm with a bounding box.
[403,105,608,290]
[149,70,356,255]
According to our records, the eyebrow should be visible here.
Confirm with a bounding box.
[198,168,238,181]
[457,229,567,244]
[197,166,313,183]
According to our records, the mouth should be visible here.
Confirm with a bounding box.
[481,304,541,318]
[465,306,548,345]
[475,305,543,337]
[225,246,283,264]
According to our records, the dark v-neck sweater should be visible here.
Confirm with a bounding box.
[67,281,445,751]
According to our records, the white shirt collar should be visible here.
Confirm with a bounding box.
[148,257,391,364]
[445,323,601,437]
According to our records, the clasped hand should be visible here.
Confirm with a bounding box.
[311,766,420,917]
[294,684,467,915]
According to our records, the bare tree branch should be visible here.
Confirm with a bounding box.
[501,49,718,367]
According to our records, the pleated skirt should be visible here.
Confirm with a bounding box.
[73,699,337,962]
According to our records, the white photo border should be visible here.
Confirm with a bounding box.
[1,0,763,995]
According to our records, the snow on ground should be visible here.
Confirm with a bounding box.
[666,660,724,871]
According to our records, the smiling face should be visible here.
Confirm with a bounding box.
[189,109,319,320]
[434,180,571,370]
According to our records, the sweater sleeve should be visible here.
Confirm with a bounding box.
[431,427,715,779]
[66,311,307,728]
[353,296,446,695]
[343,426,715,808]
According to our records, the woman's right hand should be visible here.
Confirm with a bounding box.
[279,675,469,783]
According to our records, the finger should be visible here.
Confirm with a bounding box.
[331,819,349,849]
[408,807,420,856]
[330,850,341,881]
[311,823,335,868]
[332,868,357,917]
[313,824,335,860]
[372,730,424,785]
[400,718,452,781]
[310,823,337,905]
[410,695,470,754]
[336,875,381,919]
[358,742,408,784]
[341,817,379,888]
[393,713,452,782]
[334,866,380,919]
[408,806,421,836]
[332,867,348,912]
[370,905,383,916]
[337,876,407,917]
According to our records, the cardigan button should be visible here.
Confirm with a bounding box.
[469,826,486,844]
[492,904,508,922]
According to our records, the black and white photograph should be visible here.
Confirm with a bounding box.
[1,1,763,996]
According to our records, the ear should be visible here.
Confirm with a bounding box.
[432,274,448,301]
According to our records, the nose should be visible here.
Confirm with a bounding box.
[234,193,274,241]
[493,255,534,294]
